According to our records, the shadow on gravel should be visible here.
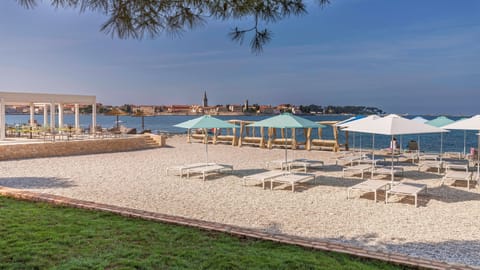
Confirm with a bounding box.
[0,177,76,189]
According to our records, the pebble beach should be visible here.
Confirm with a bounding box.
[1,135,479,267]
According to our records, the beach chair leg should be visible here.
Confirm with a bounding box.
[292,183,295,192]
[374,190,377,203]
[385,192,389,204]
[415,194,418,208]
[270,180,273,190]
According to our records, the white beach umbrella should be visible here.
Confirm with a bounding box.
[343,114,447,182]
[338,115,381,153]
[443,115,480,181]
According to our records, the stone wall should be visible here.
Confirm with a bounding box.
[0,135,165,161]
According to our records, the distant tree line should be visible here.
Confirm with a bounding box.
[299,105,384,115]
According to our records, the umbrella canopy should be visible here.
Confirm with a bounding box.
[336,115,366,128]
[342,114,446,182]
[175,115,237,129]
[343,114,446,135]
[442,115,480,131]
[337,115,380,128]
[412,116,428,123]
[174,115,237,163]
[248,113,325,129]
[426,116,455,160]
[338,115,381,153]
[443,115,480,180]
[248,113,326,166]
[426,116,455,128]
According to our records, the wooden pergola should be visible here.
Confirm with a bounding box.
[0,91,97,140]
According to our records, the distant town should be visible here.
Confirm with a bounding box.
[5,92,384,116]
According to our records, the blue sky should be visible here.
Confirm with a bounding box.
[0,0,479,115]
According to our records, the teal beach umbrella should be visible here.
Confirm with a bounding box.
[426,116,454,161]
[248,113,326,166]
[174,115,237,163]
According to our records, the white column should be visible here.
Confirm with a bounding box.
[58,103,64,131]
[0,98,5,140]
[43,104,48,128]
[29,103,35,127]
[91,103,97,134]
[74,104,80,134]
[50,103,56,132]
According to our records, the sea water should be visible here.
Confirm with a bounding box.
[5,114,478,154]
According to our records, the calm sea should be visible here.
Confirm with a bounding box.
[6,114,479,153]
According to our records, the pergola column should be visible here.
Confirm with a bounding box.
[49,103,56,132]
[29,103,35,127]
[43,104,48,128]
[91,103,97,134]
[58,103,64,131]
[74,104,80,134]
[0,98,5,140]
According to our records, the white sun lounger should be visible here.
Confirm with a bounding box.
[347,180,391,203]
[269,173,316,192]
[342,164,372,179]
[418,160,444,174]
[386,183,427,208]
[287,159,324,172]
[444,160,469,173]
[242,170,286,188]
[442,171,473,189]
[186,164,233,181]
[265,159,290,170]
[335,155,364,166]
[372,165,404,179]
[165,162,215,177]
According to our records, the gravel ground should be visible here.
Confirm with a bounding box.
[1,135,479,267]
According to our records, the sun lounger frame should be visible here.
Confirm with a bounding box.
[386,183,427,208]
[269,173,316,192]
[442,171,474,189]
[165,162,215,177]
[342,164,372,179]
[186,164,233,181]
[242,170,286,188]
[347,180,391,203]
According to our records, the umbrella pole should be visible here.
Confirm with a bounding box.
[391,135,394,183]
[477,133,479,181]
[464,130,467,158]
[440,133,443,161]
[372,134,375,169]
[285,129,288,171]
[204,128,209,164]
[116,115,119,129]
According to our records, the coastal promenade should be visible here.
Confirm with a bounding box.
[0,135,479,268]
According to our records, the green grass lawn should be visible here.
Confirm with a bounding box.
[0,196,406,269]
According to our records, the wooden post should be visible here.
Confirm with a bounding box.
[232,126,237,146]
[267,127,273,149]
[213,128,217,145]
[238,122,244,147]
[345,130,349,151]
[333,126,339,152]
[318,127,323,139]
[292,128,297,150]
[260,127,265,148]
[305,128,312,151]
